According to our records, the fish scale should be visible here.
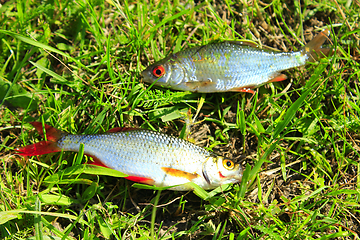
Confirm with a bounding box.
[142,29,331,93]
[154,43,305,91]
[16,123,243,191]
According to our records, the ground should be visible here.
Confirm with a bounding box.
[0,0,359,239]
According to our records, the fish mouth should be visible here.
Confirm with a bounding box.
[234,174,243,181]
[141,68,153,83]
[229,167,243,183]
[236,167,243,181]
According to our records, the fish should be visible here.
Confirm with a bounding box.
[15,122,243,191]
[142,29,331,93]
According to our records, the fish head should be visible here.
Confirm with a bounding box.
[203,156,243,187]
[141,56,185,88]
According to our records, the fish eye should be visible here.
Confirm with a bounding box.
[152,65,165,78]
[222,159,234,170]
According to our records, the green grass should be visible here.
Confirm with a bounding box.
[1,0,360,239]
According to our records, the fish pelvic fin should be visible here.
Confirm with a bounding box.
[15,122,62,156]
[302,29,333,62]
[161,167,199,181]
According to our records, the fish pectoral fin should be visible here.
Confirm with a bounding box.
[185,79,215,90]
[125,176,155,185]
[161,167,199,181]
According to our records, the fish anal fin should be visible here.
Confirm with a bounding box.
[87,155,110,168]
[161,167,199,181]
[125,176,155,185]
[30,122,62,142]
[230,86,255,94]
[15,141,60,156]
[268,74,287,83]
[106,127,137,133]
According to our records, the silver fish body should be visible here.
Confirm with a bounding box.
[142,30,330,93]
[16,123,243,191]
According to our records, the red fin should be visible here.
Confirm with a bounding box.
[83,155,155,186]
[85,155,155,185]
[231,87,255,94]
[87,155,109,168]
[268,74,287,83]
[125,176,155,185]
[161,167,199,181]
[30,122,62,141]
[15,141,60,156]
[15,122,63,156]
[106,127,137,133]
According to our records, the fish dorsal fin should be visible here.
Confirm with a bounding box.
[226,40,260,48]
[106,127,138,133]
[226,40,280,52]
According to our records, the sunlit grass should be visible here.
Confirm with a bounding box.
[1,0,359,239]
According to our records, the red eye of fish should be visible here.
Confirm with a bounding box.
[152,65,165,78]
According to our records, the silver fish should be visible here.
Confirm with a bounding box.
[15,122,243,191]
[142,29,331,93]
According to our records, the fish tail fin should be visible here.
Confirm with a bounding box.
[15,141,61,156]
[15,122,62,156]
[302,29,333,62]
[29,122,62,141]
